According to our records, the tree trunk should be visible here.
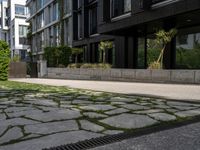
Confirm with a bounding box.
[75,55,78,64]
[103,50,106,64]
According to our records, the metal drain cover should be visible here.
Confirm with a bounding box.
[43,116,200,150]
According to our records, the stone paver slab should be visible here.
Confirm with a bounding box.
[149,113,176,121]
[0,127,23,144]
[7,109,43,118]
[80,120,104,132]
[83,112,108,119]
[0,113,6,121]
[120,104,150,111]
[105,108,129,115]
[109,97,134,102]
[25,120,78,135]
[100,113,158,129]
[0,118,39,127]
[0,130,103,150]
[103,130,123,135]
[25,109,81,122]
[80,105,116,111]
[175,109,200,118]
[134,109,164,114]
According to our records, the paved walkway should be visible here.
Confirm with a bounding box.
[10,78,200,101]
[91,121,200,150]
[1,83,200,149]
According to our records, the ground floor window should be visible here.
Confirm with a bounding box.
[137,38,146,68]
[176,31,200,69]
[146,35,163,68]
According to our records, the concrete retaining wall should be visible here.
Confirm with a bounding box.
[9,62,27,78]
[47,68,200,84]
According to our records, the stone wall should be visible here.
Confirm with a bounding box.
[47,68,200,84]
[9,62,27,78]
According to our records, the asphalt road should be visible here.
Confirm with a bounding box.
[91,121,200,150]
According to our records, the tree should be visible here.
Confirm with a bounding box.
[149,28,177,69]
[71,47,83,64]
[0,41,10,81]
[99,41,113,64]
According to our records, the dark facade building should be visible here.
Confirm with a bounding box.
[72,0,116,65]
[73,0,200,69]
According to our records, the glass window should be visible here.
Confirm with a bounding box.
[89,5,97,35]
[53,2,59,21]
[19,25,28,37]
[15,5,25,15]
[78,13,82,39]
[137,38,146,68]
[111,0,131,18]
[147,36,163,67]
[176,33,200,69]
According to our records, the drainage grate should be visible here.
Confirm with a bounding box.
[42,133,131,150]
[43,116,200,150]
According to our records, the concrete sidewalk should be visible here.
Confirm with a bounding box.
[10,78,200,101]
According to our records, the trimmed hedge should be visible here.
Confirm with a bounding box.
[68,63,112,69]
[44,46,71,67]
[0,41,10,81]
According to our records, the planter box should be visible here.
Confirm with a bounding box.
[46,68,200,84]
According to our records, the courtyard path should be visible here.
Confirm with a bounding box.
[10,78,200,101]
[1,82,200,149]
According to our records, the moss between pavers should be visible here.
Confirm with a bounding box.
[1,81,200,147]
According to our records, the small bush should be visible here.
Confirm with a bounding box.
[67,63,112,69]
[44,46,71,67]
[12,54,20,62]
[148,61,161,69]
[0,41,10,81]
[67,63,83,68]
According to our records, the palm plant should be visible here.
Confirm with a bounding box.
[71,47,83,64]
[149,28,177,69]
[99,41,113,64]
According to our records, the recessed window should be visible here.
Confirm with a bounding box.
[89,5,98,35]
[111,0,131,18]
[15,5,25,15]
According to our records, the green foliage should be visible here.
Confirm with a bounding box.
[71,47,83,64]
[67,63,112,69]
[149,28,177,69]
[44,46,71,67]
[99,41,113,63]
[155,28,177,45]
[67,63,82,68]
[0,41,10,81]
[176,47,200,69]
[12,54,20,62]
[148,61,161,69]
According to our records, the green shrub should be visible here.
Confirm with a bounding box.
[0,41,10,81]
[67,63,112,69]
[148,61,161,69]
[44,46,71,67]
[12,54,20,62]
[67,63,83,68]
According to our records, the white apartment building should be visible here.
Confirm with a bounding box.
[0,0,29,61]
[26,0,73,61]
[0,0,9,41]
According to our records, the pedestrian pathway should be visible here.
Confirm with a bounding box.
[1,86,200,150]
[10,78,200,101]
